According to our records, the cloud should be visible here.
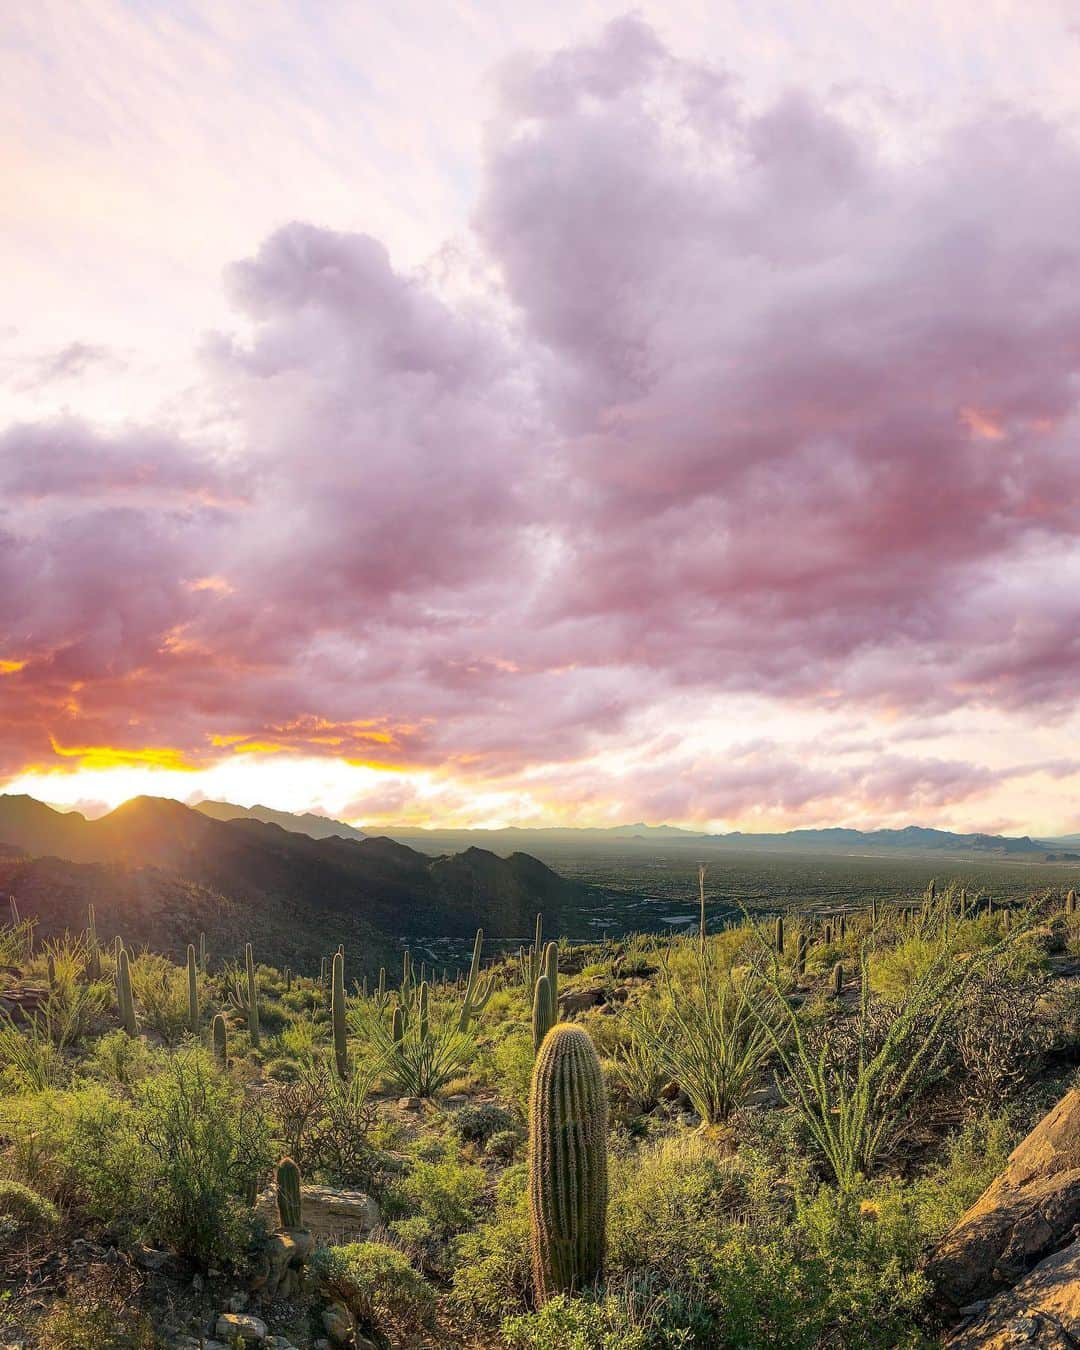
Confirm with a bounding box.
[3,15,1080,825]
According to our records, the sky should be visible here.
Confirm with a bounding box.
[2,0,1080,835]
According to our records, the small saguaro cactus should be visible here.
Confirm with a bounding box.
[532,973,556,1052]
[823,921,833,946]
[521,913,544,989]
[795,931,808,978]
[1003,908,1012,933]
[117,946,137,1036]
[832,962,844,996]
[774,915,784,955]
[331,950,348,1080]
[391,1005,405,1046]
[528,1023,609,1304]
[458,928,495,1031]
[186,943,199,1035]
[284,966,292,992]
[245,942,260,1047]
[418,980,431,1044]
[276,1156,303,1231]
[212,1011,228,1066]
[1067,889,1077,917]
[320,956,328,987]
[838,914,847,941]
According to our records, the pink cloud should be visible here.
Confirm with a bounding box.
[2,16,1080,816]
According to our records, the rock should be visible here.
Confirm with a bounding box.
[928,1087,1080,1312]
[322,1302,355,1346]
[559,986,606,1015]
[253,1186,381,1245]
[132,1243,175,1272]
[398,1096,421,1111]
[946,1239,1080,1346]
[215,1313,267,1343]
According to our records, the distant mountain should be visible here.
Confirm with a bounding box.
[0,795,587,973]
[387,821,1049,857]
[194,799,365,842]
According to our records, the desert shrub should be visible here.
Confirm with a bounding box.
[490,1029,535,1114]
[450,1165,531,1320]
[609,1018,668,1116]
[89,1029,154,1088]
[388,1214,439,1272]
[453,1101,517,1145]
[275,1014,321,1062]
[0,1178,58,1239]
[388,1153,487,1237]
[956,970,1052,1107]
[128,953,191,1044]
[501,1290,653,1350]
[485,1127,520,1161]
[905,1111,1019,1239]
[311,1241,435,1339]
[269,1061,382,1189]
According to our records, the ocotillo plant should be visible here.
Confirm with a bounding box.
[8,896,19,927]
[331,950,348,1080]
[186,943,199,1034]
[457,928,495,1031]
[276,1157,303,1230]
[774,915,785,955]
[212,1012,228,1066]
[198,931,207,974]
[532,973,555,1051]
[528,1023,608,1304]
[117,946,137,1036]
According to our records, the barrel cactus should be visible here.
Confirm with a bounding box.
[528,1023,608,1304]
[276,1156,303,1231]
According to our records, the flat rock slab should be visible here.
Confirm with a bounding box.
[947,1239,1080,1347]
[928,1088,1080,1312]
[216,1313,268,1342]
[254,1185,381,1244]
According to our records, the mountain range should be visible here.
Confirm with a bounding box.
[193,799,366,842]
[0,794,584,975]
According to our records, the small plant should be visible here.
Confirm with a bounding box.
[312,1242,435,1340]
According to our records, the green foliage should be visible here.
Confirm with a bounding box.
[361,986,476,1098]
[454,1101,518,1145]
[269,1060,382,1189]
[451,1165,532,1320]
[389,1152,487,1237]
[0,1010,69,1091]
[311,1241,435,1339]
[128,952,189,1044]
[631,946,777,1124]
[0,1178,59,1233]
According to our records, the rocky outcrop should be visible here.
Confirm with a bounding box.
[946,1239,1080,1347]
[929,1088,1080,1313]
[253,1185,381,1244]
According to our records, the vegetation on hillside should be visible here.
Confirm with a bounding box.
[0,880,1076,1346]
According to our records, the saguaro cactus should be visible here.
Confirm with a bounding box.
[795,931,808,978]
[245,942,260,1047]
[212,1011,228,1066]
[521,914,544,989]
[528,1023,608,1304]
[117,946,137,1035]
[1067,889,1077,917]
[86,904,102,981]
[198,931,207,974]
[774,915,784,955]
[187,943,199,1034]
[532,973,556,1052]
[457,928,495,1031]
[332,950,348,1080]
[391,1005,405,1046]
[832,962,844,996]
[276,1157,303,1230]
[418,980,430,1045]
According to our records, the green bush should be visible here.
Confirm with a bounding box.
[453,1101,517,1145]
[311,1241,435,1339]
[451,1165,531,1320]
[0,1178,59,1234]
[389,1153,486,1237]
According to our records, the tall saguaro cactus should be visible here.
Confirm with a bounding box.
[457,928,495,1031]
[187,943,199,1034]
[245,942,260,1047]
[521,914,544,989]
[528,1023,608,1304]
[532,974,555,1052]
[117,945,137,1035]
[331,949,348,1080]
[774,915,784,955]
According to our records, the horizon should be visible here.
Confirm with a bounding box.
[4,4,1080,837]
[3,790,1070,842]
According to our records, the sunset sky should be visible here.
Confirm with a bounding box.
[2,1,1080,834]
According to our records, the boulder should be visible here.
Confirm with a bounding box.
[253,1185,381,1245]
[559,986,606,1015]
[946,1239,1080,1347]
[928,1088,1080,1312]
[215,1313,267,1343]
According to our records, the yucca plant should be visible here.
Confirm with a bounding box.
[362,984,474,1098]
[630,943,779,1125]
